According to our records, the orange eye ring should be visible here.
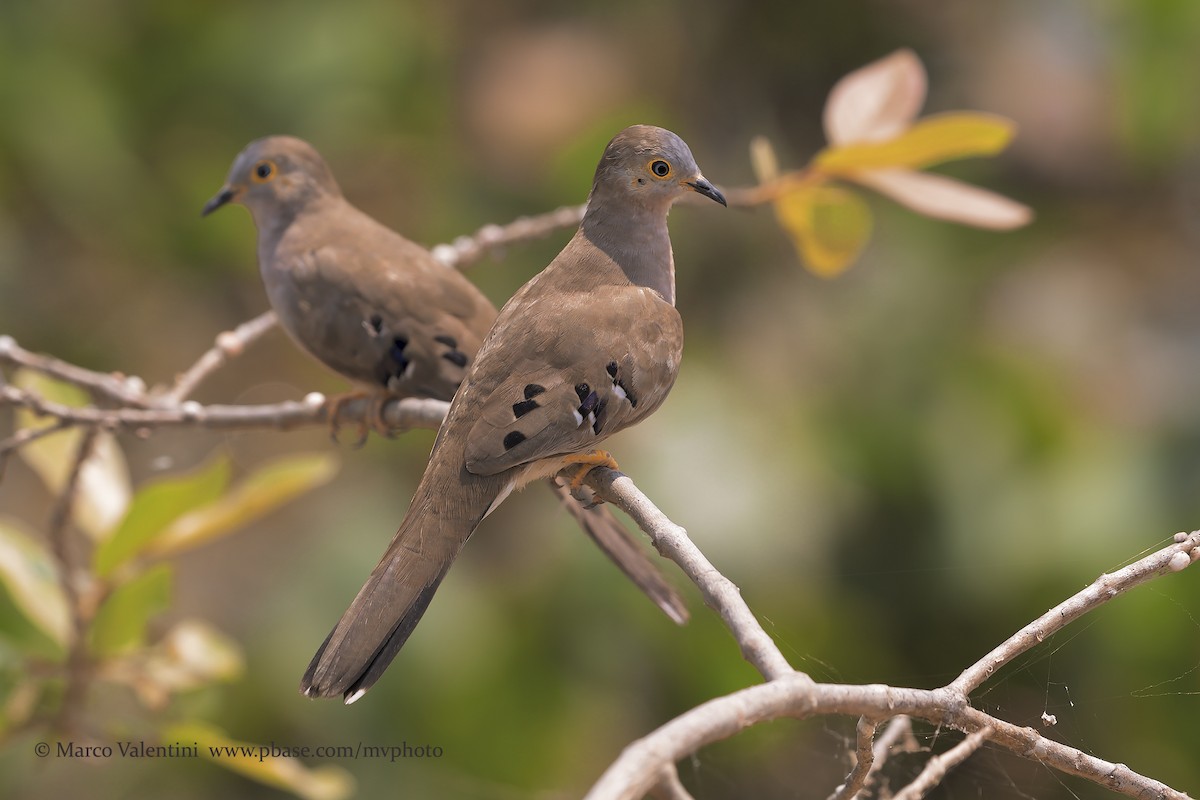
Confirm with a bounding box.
[648,159,672,179]
[251,160,278,183]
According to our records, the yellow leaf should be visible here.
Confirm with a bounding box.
[815,112,1016,174]
[13,370,131,540]
[145,453,339,558]
[0,517,70,653]
[749,136,780,183]
[773,184,873,278]
[163,721,354,800]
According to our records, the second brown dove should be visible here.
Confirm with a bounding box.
[201,135,686,627]
[301,125,726,703]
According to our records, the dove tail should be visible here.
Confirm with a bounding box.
[299,463,504,703]
[301,565,448,704]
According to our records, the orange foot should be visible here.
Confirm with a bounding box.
[563,449,620,499]
[326,391,400,446]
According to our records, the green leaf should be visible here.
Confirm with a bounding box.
[146,453,339,558]
[815,112,1016,173]
[774,184,873,278]
[0,518,70,656]
[93,456,232,577]
[163,721,355,800]
[13,369,131,540]
[89,564,172,657]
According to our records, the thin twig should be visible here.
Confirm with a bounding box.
[0,335,152,408]
[0,418,72,456]
[828,716,880,800]
[430,204,586,270]
[47,427,99,736]
[161,309,279,403]
[949,530,1200,696]
[0,384,449,434]
[646,764,695,800]
[583,467,799,682]
[891,727,991,800]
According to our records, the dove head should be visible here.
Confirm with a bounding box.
[588,125,726,212]
[202,136,344,228]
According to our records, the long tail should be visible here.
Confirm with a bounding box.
[545,478,687,624]
[300,465,502,703]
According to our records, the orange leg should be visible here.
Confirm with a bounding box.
[564,449,621,493]
[325,391,371,447]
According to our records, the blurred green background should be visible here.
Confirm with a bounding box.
[3,0,1200,797]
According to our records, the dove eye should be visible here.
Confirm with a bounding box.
[252,160,277,182]
[649,160,671,178]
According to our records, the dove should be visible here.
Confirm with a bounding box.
[298,125,726,703]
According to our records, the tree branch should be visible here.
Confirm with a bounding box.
[948,530,1200,696]
[160,309,279,403]
[585,532,1200,800]
[583,467,798,683]
[892,727,990,800]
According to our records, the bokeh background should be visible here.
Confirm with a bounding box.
[3,1,1200,798]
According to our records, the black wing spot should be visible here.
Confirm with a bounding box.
[574,383,590,401]
[389,337,409,368]
[512,399,539,418]
[503,431,526,450]
[579,390,600,415]
[616,378,637,408]
[433,334,458,348]
[592,398,608,435]
[524,383,545,399]
[442,350,468,368]
[368,314,384,334]
[606,361,619,378]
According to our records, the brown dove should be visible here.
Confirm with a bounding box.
[300,125,726,703]
[201,135,686,635]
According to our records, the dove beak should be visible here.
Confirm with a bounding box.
[201,186,238,217]
[686,176,727,207]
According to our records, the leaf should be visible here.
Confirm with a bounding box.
[13,370,131,540]
[823,48,927,145]
[89,563,172,657]
[749,135,780,183]
[148,620,244,688]
[164,721,355,800]
[774,184,873,278]
[816,112,1017,174]
[854,168,1034,229]
[145,453,339,558]
[0,518,70,654]
[93,456,232,577]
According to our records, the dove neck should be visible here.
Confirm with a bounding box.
[580,196,676,305]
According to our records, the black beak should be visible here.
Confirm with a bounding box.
[687,177,727,207]
[201,186,236,217]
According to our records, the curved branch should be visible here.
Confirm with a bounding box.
[586,533,1200,800]
[583,467,798,683]
[161,310,279,403]
[949,530,1200,695]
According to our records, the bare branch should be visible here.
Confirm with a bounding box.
[892,727,990,800]
[949,530,1200,696]
[430,204,586,270]
[583,467,799,682]
[584,679,1188,800]
[646,765,695,800]
[160,310,279,403]
[828,716,880,800]
[46,427,98,736]
[0,384,449,435]
[0,335,152,408]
